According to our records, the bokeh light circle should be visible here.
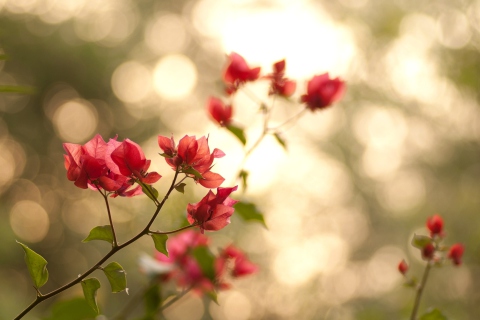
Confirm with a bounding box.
[152,54,198,100]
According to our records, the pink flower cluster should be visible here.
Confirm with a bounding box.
[206,52,346,127]
[150,230,257,294]
[63,134,160,197]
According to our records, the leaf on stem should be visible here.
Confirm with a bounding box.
[234,201,267,228]
[82,225,114,245]
[141,183,159,202]
[192,246,216,281]
[103,262,127,293]
[174,183,186,194]
[411,234,432,249]
[17,241,49,289]
[81,278,101,314]
[151,234,169,256]
[43,298,97,320]
[206,290,219,305]
[238,170,248,191]
[273,132,287,150]
[226,125,246,145]
[183,167,203,180]
[419,308,448,320]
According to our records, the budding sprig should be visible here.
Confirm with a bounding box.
[398,214,465,320]
[206,52,346,190]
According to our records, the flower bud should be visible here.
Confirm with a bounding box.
[448,243,464,266]
[398,259,409,275]
[426,214,444,237]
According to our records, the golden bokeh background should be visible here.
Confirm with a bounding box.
[0,0,479,319]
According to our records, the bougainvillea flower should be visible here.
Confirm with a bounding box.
[398,259,408,275]
[448,243,464,266]
[221,245,258,277]
[265,59,296,97]
[422,243,435,260]
[109,139,161,184]
[158,135,225,188]
[206,97,233,127]
[301,73,345,111]
[187,186,238,233]
[63,134,109,189]
[426,214,444,237]
[222,52,261,94]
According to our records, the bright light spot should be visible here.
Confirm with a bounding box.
[10,200,50,243]
[145,13,188,54]
[53,99,98,143]
[39,0,85,25]
[378,170,426,214]
[365,246,404,295]
[0,145,16,191]
[62,199,102,235]
[338,0,369,8]
[273,234,348,286]
[436,9,471,49]
[153,54,198,100]
[322,267,360,303]
[223,291,252,320]
[399,13,437,48]
[111,61,152,104]
[4,0,36,14]
[192,1,356,77]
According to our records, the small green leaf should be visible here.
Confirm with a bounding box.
[192,246,216,281]
[238,170,249,191]
[420,308,448,320]
[141,183,159,202]
[82,225,114,245]
[81,278,101,314]
[0,85,36,94]
[174,183,186,194]
[411,234,432,249]
[183,167,203,179]
[103,262,127,293]
[43,298,97,320]
[234,201,267,228]
[226,125,246,145]
[159,152,173,158]
[273,132,287,150]
[206,291,218,305]
[17,241,49,289]
[403,276,418,288]
[151,234,169,256]
[144,284,161,314]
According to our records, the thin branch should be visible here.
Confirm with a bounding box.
[159,286,192,312]
[98,187,118,247]
[410,261,432,320]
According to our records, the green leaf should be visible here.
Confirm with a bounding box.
[17,241,49,289]
[159,152,173,158]
[174,183,186,194]
[234,201,267,228]
[0,85,36,94]
[411,234,432,249]
[183,167,203,179]
[43,298,97,320]
[238,170,249,191]
[226,125,246,145]
[103,262,127,293]
[273,132,287,150]
[141,183,159,202]
[81,278,101,314]
[206,291,218,305]
[420,308,448,320]
[192,246,216,281]
[144,284,161,314]
[151,234,169,256]
[82,225,114,245]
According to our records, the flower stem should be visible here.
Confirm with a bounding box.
[98,188,118,247]
[410,261,432,320]
[14,170,183,319]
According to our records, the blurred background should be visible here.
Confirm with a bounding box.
[1,0,479,319]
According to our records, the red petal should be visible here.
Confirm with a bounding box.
[198,171,225,188]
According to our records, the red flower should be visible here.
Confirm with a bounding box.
[398,259,408,275]
[187,186,238,233]
[426,215,444,237]
[448,243,464,266]
[63,134,108,189]
[265,59,296,98]
[158,135,225,188]
[422,243,435,260]
[206,97,233,127]
[221,245,258,277]
[108,139,161,184]
[222,52,261,94]
[301,73,345,111]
